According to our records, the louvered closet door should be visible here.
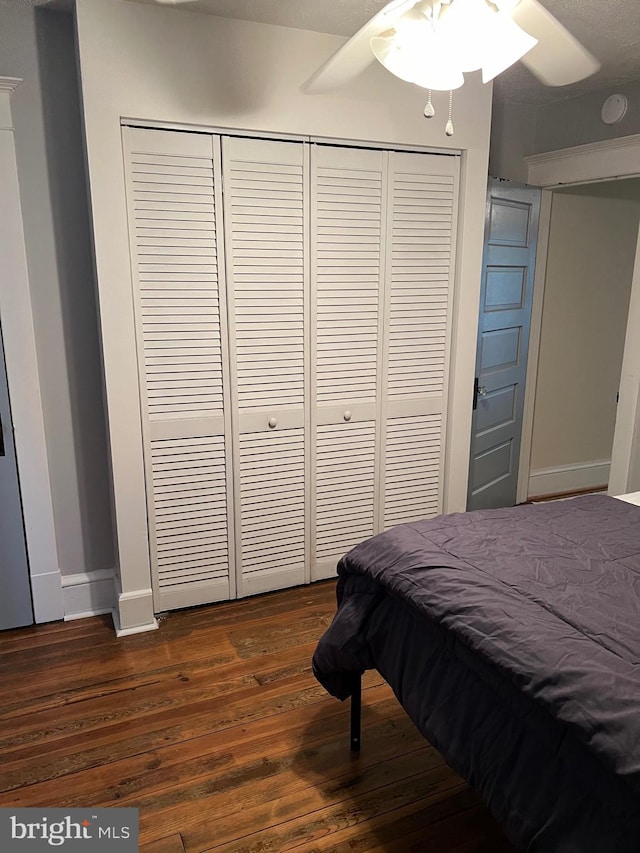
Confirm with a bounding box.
[222,137,309,597]
[380,151,459,528]
[311,145,386,580]
[123,127,234,611]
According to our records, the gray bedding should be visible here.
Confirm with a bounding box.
[313,495,640,851]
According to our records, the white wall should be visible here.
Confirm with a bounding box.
[529,183,640,495]
[0,3,114,614]
[74,0,493,630]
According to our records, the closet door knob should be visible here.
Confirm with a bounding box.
[344,410,352,422]
[268,417,278,429]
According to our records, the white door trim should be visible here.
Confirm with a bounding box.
[525,134,640,188]
[516,189,553,503]
[0,78,63,623]
[609,223,640,495]
[521,134,640,500]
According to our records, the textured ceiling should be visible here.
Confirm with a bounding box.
[16,0,640,105]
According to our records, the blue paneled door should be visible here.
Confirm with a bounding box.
[467,179,541,510]
[0,320,33,629]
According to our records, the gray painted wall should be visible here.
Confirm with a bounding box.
[530,184,640,472]
[489,100,538,184]
[490,79,640,182]
[0,2,114,578]
[535,79,640,155]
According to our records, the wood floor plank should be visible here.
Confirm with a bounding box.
[135,709,437,848]
[140,833,186,853]
[0,590,334,705]
[5,685,395,809]
[199,764,466,853]
[278,786,478,853]
[0,582,514,851]
[0,619,342,752]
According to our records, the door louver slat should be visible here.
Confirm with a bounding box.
[384,415,441,528]
[316,422,376,561]
[130,144,224,421]
[388,167,454,401]
[150,436,229,586]
[225,141,306,411]
[315,155,383,405]
[239,429,306,574]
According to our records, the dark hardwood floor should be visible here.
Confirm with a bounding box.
[0,582,514,852]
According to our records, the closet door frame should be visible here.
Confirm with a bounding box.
[121,120,465,617]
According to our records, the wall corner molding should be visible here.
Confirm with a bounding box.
[30,572,65,624]
[526,134,640,188]
[112,575,158,636]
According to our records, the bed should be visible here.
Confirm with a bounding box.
[312,493,640,852]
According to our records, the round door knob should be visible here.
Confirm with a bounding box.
[344,410,352,422]
[268,417,278,429]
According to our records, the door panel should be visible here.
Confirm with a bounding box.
[315,420,377,576]
[381,151,458,528]
[468,180,540,511]
[223,136,309,596]
[237,425,306,595]
[310,145,385,579]
[0,322,33,629]
[124,127,235,612]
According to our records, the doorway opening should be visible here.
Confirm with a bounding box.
[526,178,640,502]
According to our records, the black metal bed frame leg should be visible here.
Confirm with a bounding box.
[350,674,362,753]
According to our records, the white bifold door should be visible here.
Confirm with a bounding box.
[123,127,459,611]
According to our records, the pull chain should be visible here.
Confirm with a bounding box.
[423,90,435,119]
[445,90,454,137]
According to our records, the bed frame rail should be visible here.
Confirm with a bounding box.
[350,674,361,752]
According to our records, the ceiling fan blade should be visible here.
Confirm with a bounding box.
[509,0,600,86]
[303,0,416,93]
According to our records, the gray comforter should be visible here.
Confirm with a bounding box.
[313,495,640,850]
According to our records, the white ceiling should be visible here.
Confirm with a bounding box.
[23,0,640,105]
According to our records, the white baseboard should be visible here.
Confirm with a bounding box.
[31,570,64,623]
[112,610,159,637]
[61,568,115,621]
[111,576,158,636]
[528,459,610,499]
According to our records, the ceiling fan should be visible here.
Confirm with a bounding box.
[304,0,600,94]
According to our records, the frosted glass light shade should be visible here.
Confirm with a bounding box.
[438,0,498,72]
[369,0,537,92]
[371,27,464,91]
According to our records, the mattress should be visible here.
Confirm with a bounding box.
[313,494,640,852]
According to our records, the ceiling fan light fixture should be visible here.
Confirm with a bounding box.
[438,0,499,72]
[370,6,465,91]
[370,0,536,92]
